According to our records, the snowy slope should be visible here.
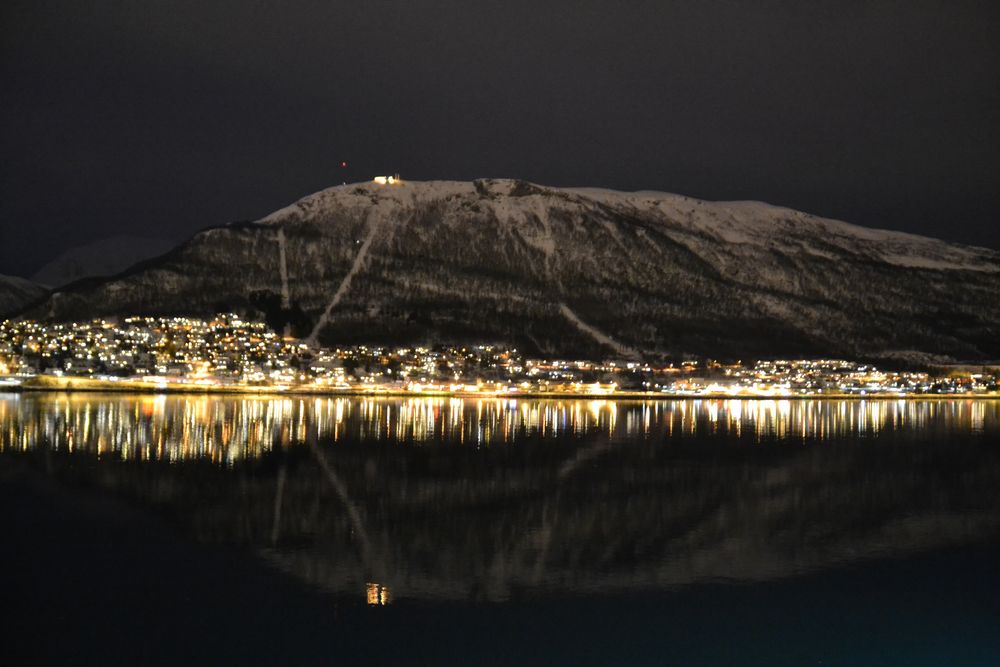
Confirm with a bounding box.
[31,235,175,288]
[22,179,1000,361]
[0,274,47,318]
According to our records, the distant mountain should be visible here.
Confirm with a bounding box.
[0,274,46,318]
[31,235,174,288]
[21,179,1000,361]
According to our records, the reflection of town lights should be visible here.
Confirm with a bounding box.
[366,582,391,605]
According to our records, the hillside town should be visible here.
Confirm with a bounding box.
[1,315,998,396]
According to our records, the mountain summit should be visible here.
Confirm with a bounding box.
[21,179,1000,361]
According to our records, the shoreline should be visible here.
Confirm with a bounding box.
[3,375,998,401]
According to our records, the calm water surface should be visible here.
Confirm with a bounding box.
[2,393,999,665]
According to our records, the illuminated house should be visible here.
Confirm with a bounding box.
[373,174,403,185]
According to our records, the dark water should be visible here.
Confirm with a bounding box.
[2,393,999,665]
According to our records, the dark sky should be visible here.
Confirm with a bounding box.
[2,0,998,278]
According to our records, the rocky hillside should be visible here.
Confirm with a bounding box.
[20,179,1000,361]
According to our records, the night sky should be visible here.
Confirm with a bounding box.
[2,0,998,278]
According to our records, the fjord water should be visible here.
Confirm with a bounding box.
[2,394,998,665]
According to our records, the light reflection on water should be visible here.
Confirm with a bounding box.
[2,392,999,604]
[1,393,998,462]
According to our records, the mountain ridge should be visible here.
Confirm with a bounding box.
[0,274,47,318]
[18,179,1000,362]
[31,235,175,289]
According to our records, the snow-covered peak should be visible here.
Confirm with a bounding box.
[256,179,999,274]
[0,274,37,291]
[0,273,47,317]
[257,180,476,223]
[31,235,175,288]
[22,179,1000,361]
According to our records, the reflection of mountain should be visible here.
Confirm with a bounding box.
[3,395,999,602]
[259,438,1000,601]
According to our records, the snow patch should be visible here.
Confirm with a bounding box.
[0,274,42,292]
[259,202,304,224]
[523,207,556,265]
[879,253,998,273]
[0,273,47,317]
[31,235,174,288]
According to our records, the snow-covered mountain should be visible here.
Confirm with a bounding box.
[21,179,1000,361]
[0,274,47,318]
[31,235,174,288]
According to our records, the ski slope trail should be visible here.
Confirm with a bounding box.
[276,228,291,309]
[558,303,641,360]
[307,211,381,345]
